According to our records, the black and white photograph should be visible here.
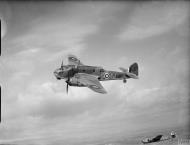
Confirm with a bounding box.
[0,1,190,145]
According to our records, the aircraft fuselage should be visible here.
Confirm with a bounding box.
[58,65,129,81]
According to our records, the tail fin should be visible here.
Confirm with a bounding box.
[129,62,138,76]
[119,63,139,79]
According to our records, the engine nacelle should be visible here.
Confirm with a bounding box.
[68,78,86,87]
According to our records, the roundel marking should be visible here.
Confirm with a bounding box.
[70,57,77,61]
[104,72,110,79]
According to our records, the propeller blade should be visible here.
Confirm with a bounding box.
[66,75,70,94]
[61,61,64,70]
[66,83,69,94]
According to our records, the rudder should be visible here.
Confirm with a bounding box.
[129,63,138,76]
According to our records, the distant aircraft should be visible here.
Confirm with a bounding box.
[141,131,176,144]
[54,55,139,94]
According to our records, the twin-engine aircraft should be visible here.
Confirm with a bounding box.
[54,55,139,94]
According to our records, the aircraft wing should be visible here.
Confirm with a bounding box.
[68,54,83,66]
[74,73,107,94]
[152,135,163,142]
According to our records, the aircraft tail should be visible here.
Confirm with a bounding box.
[129,62,138,76]
[119,62,139,79]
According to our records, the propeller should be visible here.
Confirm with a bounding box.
[66,76,70,94]
[66,81,69,94]
[60,60,74,94]
[60,61,69,93]
[66,68,72,94]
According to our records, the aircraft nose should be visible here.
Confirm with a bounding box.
[54,70,60,79]
[53,70,61,80]
[54,70,57,76]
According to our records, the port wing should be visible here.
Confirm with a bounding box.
[75,73,107,94]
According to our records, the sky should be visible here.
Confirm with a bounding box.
[0,1,190,145]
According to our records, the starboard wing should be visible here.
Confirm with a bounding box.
[74,73,107,94]
[68,54,83,66]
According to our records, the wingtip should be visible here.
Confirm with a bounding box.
[102,89,107,94]
[99,89,107,94]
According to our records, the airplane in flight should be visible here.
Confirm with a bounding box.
[141,131,176,144]
[54,55,139,94]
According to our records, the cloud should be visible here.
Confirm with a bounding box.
[0,80,124,142]
[118,1,189,41]
[1,2,189,144]
[2,2,107,66]
[8,81,119,119]
[9,18,98,61]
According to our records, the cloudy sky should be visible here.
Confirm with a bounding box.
[0,1,190,144]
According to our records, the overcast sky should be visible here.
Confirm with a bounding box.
[0,1,190,144]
